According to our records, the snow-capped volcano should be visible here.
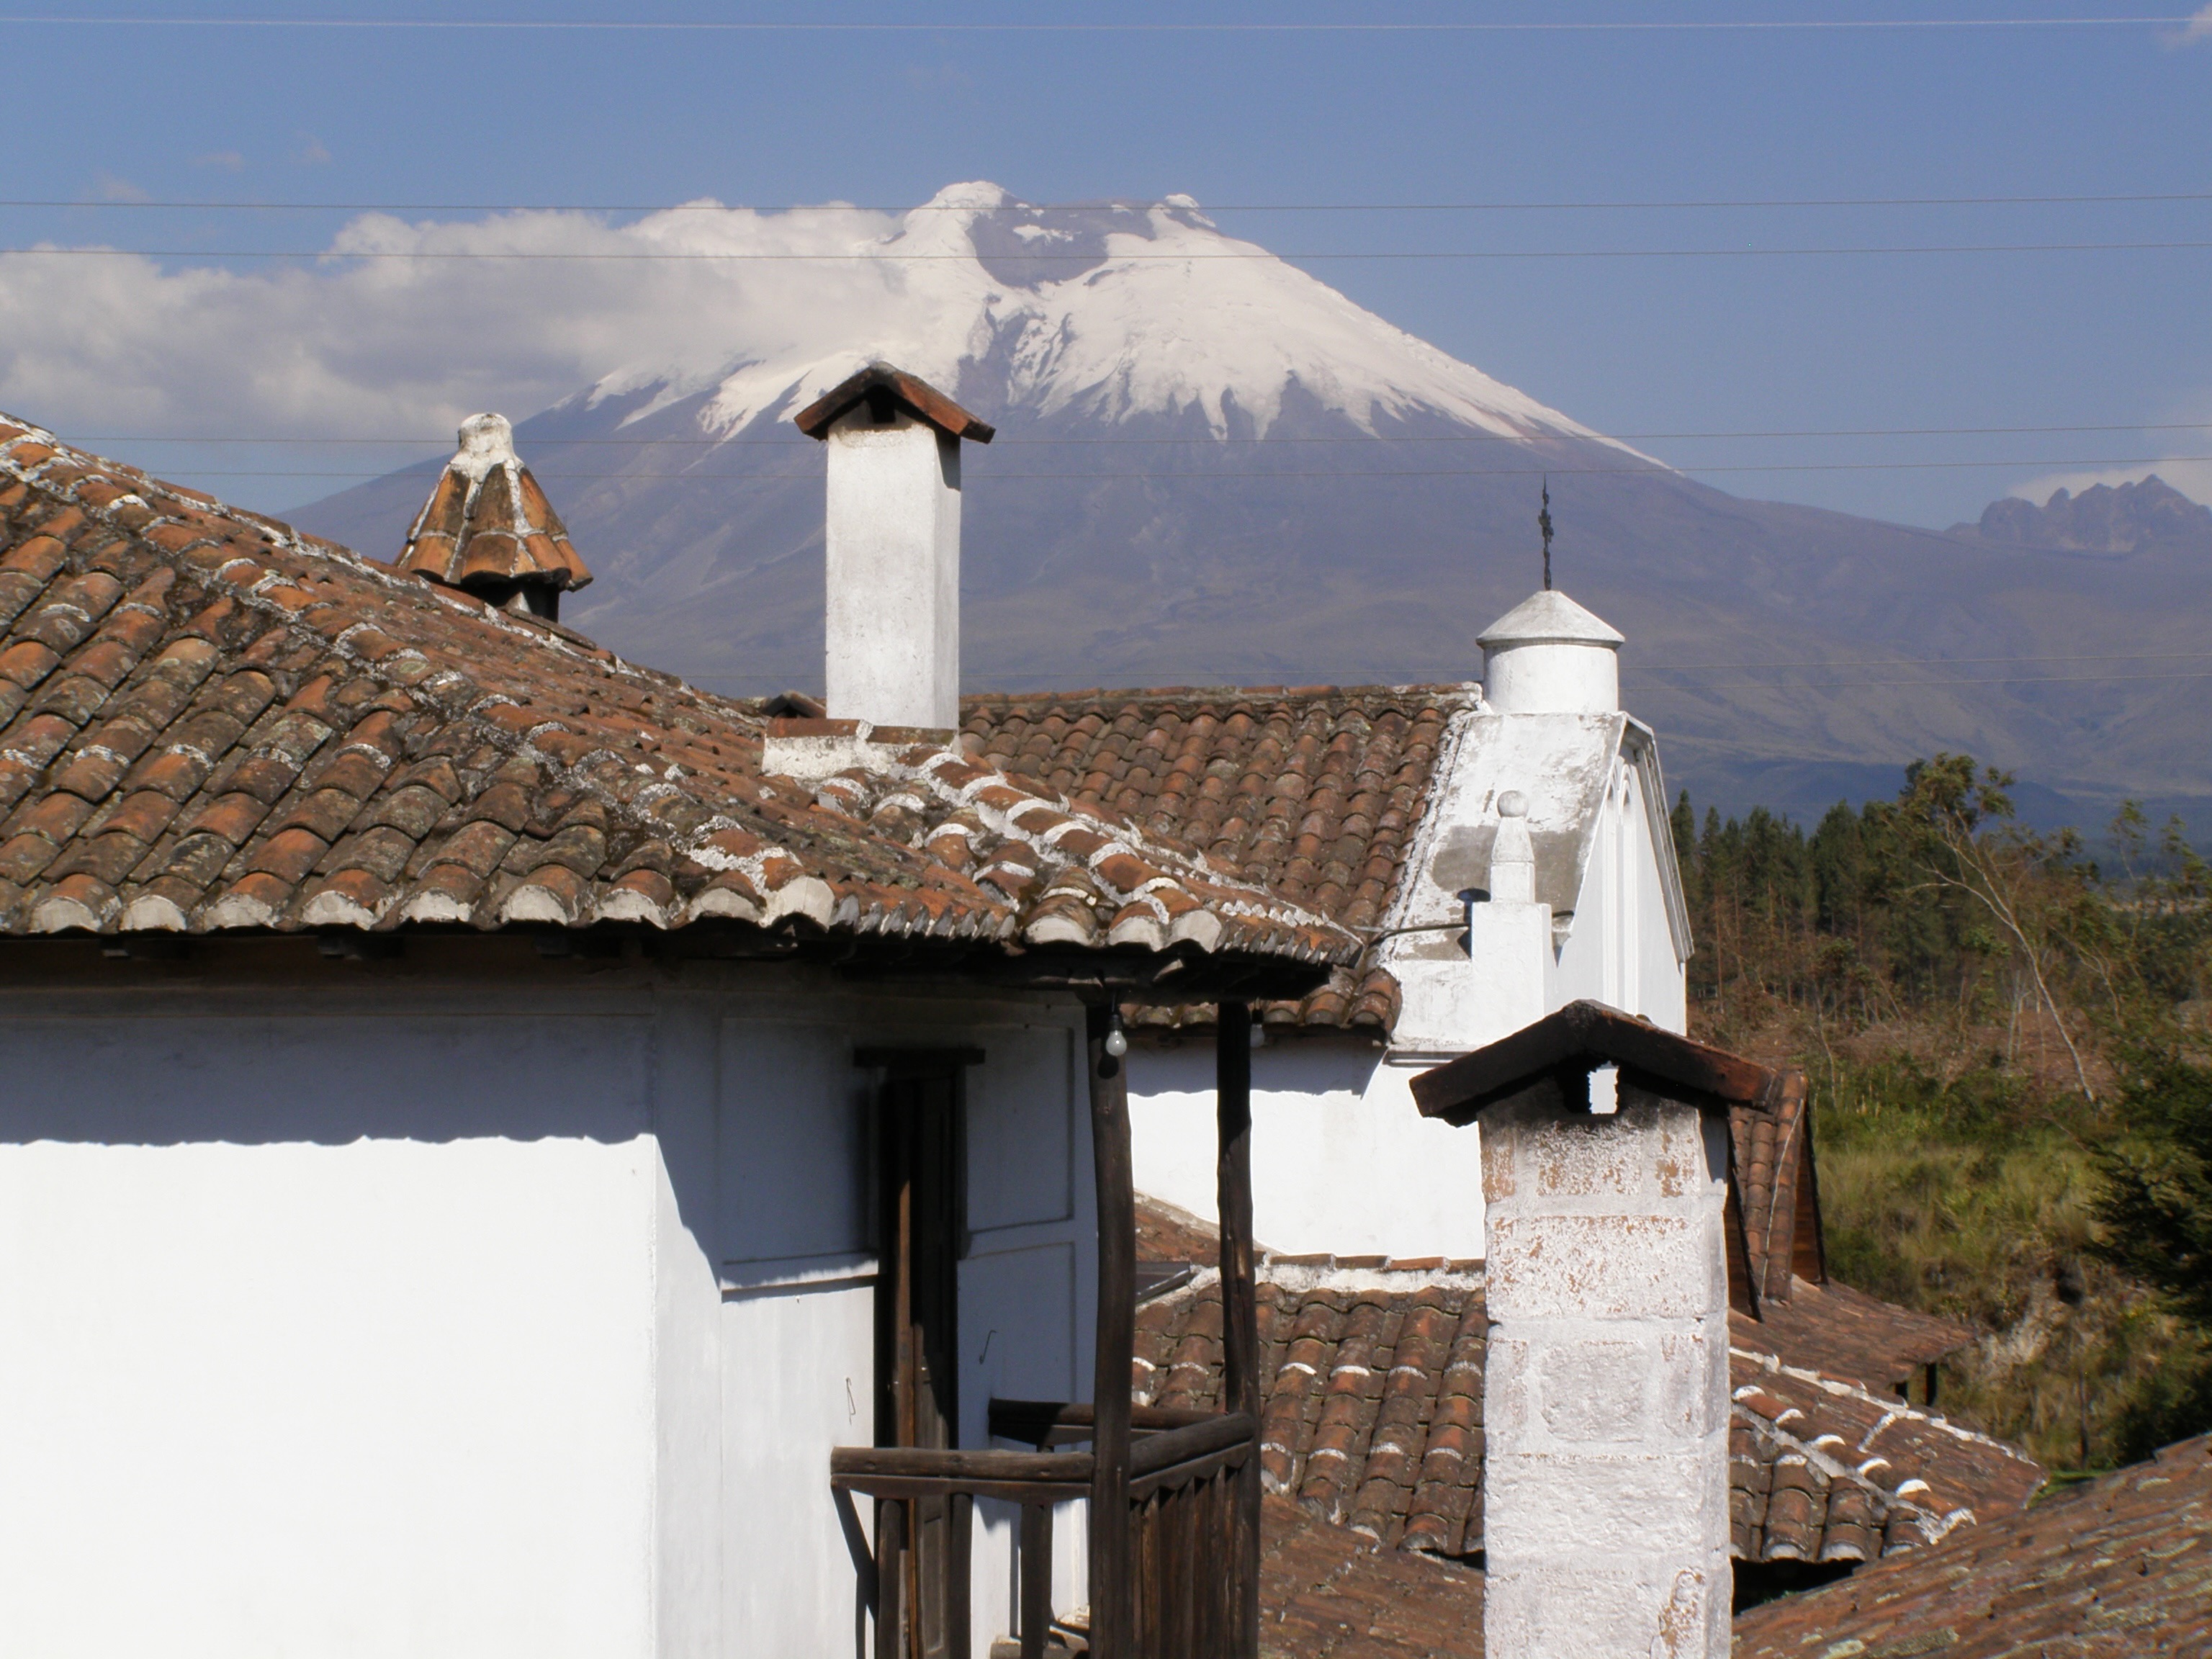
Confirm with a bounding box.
[584,182,1629,450]
[293,184,2212,832]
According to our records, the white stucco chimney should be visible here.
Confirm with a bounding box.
[1478,588,1624,714]
[1412,1002,1747,1659]
[793,362,996,731]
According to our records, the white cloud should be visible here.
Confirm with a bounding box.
[94,173,148,203]
[2008,390,2212,508]
[2188,3,2212,40]
[2012,462,2212,508]
[295,134,333,166]
[0,184,1607,505]
[194,151,246,171]
[0,201,903,452]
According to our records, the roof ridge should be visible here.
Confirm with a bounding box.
[0,414,1359,959]
[1728,1341,2043,1464]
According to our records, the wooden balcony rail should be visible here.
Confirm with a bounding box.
[988,1398,1223,1449]
[831,1408,1258,1659]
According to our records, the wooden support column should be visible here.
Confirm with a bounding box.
[1217,1000,1262,1658]
[1086,1002,1135,1659]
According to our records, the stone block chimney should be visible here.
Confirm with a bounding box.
[792,362,995,731]
[1411,1002,1774,1659]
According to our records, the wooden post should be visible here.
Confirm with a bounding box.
[876,1496,905,1659]
[1087,1002,1135,1659]
[1216,1000,1262,1657]
[1018,1502,1053,1659]
[947,1491,972,1659]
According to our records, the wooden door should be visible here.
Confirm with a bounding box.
[876,1070,966,1659]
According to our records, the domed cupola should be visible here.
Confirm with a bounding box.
[1476,588,1624,714]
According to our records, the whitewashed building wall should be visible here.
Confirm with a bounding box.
[0,970,1093,1659]
[1128,681,1692,1262]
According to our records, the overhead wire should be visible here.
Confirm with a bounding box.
[6,240,2212,259]
[9,192,2212,212]
[106,456,2212,479]
[60,422,2212,446]
[0,14,2193,30]
[1627,671,2212,690]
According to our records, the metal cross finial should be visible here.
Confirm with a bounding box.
[1539,479,1554,590]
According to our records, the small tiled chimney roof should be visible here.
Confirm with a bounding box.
[397,414,591,611]
[793,362,996,444]
[1411,998,1776,1123]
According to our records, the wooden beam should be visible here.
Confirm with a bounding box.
[1086,1002,1136,1659]
[986,1398,1218,1448]
[1216,1000,1262,1658]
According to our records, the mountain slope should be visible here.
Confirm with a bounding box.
[293,184,2212,832]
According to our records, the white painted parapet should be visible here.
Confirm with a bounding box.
[1477,1080,1732,1658]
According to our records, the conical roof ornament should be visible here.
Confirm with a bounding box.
[397,414,591,621]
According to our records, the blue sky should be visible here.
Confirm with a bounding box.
[3,1,2208,529]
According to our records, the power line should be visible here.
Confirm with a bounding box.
[1639,650,2212,670]
[1627,670,2212,690]
[12,192,2212,212]
[63,422,2212,446]
[0,15,2191,30]
[123,456,2212,480]
[9,240,2212,260]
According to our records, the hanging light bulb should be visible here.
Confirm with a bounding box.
[1100,1007,1128,1076]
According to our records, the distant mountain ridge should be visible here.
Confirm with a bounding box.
[291,184,2212,836]
[1953,476,2212,557]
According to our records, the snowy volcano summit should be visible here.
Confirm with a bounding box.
[583,181,1627,450]
[295,184,2212,830]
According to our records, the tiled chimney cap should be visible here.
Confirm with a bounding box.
[1411,998,1777,1123]
[793,361,997,444]
[397,413,592,598]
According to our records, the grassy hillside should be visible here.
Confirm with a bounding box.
[1677,758,2212,1471]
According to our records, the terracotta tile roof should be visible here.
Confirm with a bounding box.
[1732,1433,2212,1658]
[793,361,997,444]
[1734,1069,1824,1305]
[1129,1197,2033,1577]
[1744,1277,1974,1393]
[396,415,591,599]
[963,685,1471,1028]
[0,415,1357,968]
[1729,1313,2044,1565]
[1259,1492,1483,1659]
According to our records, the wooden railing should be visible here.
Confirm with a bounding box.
[831,1403,1257,1658]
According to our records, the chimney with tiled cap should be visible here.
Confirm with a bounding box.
[792,362,995,732]
[396,413,591,621]
[1411,1001,1746,1659]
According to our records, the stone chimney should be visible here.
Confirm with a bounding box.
[1478,588,1624,714]
[791,362,996,731]
[1411,1001,1767,1659]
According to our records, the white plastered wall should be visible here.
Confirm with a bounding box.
[0,972,1092,1659]
[1126,706,1691,1265]
[1125,1035,1486,1260]
[1552,741,1690,1033]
